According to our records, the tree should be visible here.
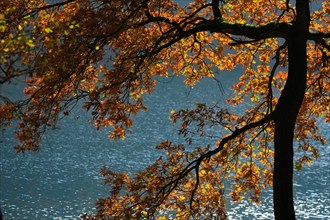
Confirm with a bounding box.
[1,0,329,219]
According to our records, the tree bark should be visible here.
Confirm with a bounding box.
[272,0,310,219]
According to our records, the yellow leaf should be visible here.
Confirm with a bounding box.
[26,40,35,48]
[44,27,53,34]
[205,183,212,189]
[178,195,185,201]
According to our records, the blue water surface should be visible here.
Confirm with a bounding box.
[1,74,329,219]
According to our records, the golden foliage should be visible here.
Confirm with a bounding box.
[1,0,329,219]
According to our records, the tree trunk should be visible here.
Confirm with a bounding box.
[272,1,310,219]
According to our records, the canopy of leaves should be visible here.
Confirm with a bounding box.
[0,0,329,219]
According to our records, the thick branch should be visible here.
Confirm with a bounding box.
[195,20,290,39]
[146,21,291,58]
[212,0,222,19]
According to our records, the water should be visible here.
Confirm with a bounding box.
[1,74,329,219]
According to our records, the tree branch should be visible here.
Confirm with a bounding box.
[145,20,291,59]
[202,112,274,160]
[198,20,291,39]
[268,42,287,112]
[212,0,222,20]
[20,0,76,18]
[309,33,330,51]
[150,112,274,214]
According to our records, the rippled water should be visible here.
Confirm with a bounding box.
[1,75,329,219]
